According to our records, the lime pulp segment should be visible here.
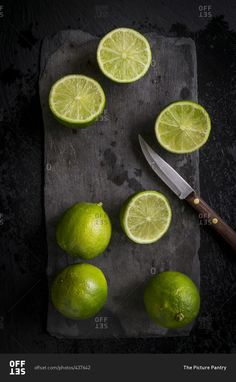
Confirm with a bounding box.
[121,191,172,244]
[49,75,105,126]
[155,101,211,153]
[97,28,152,83]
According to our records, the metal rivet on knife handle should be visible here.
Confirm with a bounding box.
[186,192,236,252]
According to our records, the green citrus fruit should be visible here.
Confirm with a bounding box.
[51,263,108,320]
[144,271,200,329]
[155,100,211,153]
[97,28,152,83]
[120,191,172,244]
[56,202,112,259]
[49,74,106,128]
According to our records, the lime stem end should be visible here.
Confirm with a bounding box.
[175,313,184,322]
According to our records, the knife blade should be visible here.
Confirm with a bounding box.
[138,135,236,252]
[138,135,193,199]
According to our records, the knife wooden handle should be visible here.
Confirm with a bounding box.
[186,191,236,252]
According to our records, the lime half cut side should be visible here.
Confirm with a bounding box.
[49,75,106,128]
[120,191,172,244]
[97,28,152,83]
[155,100,211,153]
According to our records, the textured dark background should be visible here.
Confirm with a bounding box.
[0,0,236,353]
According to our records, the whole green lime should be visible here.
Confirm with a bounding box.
[56,202,112,259]
[144,271,200,329]
[51,263,108,320]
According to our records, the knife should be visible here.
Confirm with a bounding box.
[138,135,236,252]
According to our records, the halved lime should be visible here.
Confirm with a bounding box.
[97,28,152,83]
[49,75,106,128]
[155,100,211,153]
[120,191,172,244]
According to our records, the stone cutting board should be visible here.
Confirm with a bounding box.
[39,30,200,338]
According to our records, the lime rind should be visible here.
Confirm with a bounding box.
[49,74,106,127]
[120,191,172,244]
[144,271,200,329]
[56,202,112,259]
[97,28,152,83]
[155,100,211,154]
[51,263,108,320]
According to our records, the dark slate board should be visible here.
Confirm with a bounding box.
[39,30,200,338]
